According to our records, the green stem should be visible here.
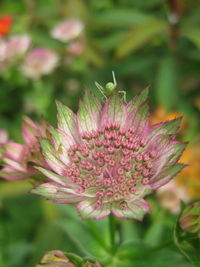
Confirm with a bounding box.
[109,214,117,253]
[87,221,109,252]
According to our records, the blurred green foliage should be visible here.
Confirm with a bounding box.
[0,0,200,266]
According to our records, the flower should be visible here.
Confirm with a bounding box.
[157,179,190,214]
[0,39,6,68]
[0,129,8,158]
[36,250,102,267]
[0,116,48,181]
[4,34,31,61]
[0,129,8,144]
[32,88,186,220]
[67,40,84,55]
[51,19,84,42]
[22,48,59,79]
[179,201,200,234]
[36,250,75,266]
[0,15,12,37]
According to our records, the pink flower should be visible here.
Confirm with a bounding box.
[67,40,84,55]
[32,88,186,220]
[0,39,6,69]
[51,19,84,42]
[179,202,200,234]
[36,250,102,266]
[0,129,8,144]
[4,34,31,60]
[22,48,59,79]
[36,250,75,267]
[157,180,190,214]
[1,117,48,181]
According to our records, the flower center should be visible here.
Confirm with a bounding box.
[65,123,157,205]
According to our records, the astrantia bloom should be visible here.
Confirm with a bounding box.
[36,250,102,267]
[4,34,31,61]
[22,48,59,79]
[51,19,84,42]
[1,116,48,181]
[32,88,186,220]
[36,250,75,267]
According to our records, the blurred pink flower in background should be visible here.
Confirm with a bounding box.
[157,179,190,213]
[0,129,8,144]
[51,19,84,42]
[22,48,59,79]
[67,40,85,55]
[0,38,6,68]
[4,34,31,61]
[0,129,8,157]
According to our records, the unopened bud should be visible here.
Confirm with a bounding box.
[179,201,200,234]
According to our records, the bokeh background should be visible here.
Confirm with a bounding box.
[0,0,200,266]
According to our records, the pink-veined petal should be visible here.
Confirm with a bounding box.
[126,87,149,113]
[56,100,79,141]
[77,89,102,134]
[35,167,71,187]
[100,90,126,128]
[77,199,111,219]
[31,182,83,204]
[125,101,149,135]
[22,116,38,145]
[148,117,182,142]
[149,163,185,189]
[48,126,74,165]
[3,142,25,161]
[40,139,66,175]
[111,198,150,220]
[0,167,30,180]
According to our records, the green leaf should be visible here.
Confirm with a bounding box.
[183,28,200,50]
[91,9,153,27]
[116,19,167,58]
[155,55,179,110]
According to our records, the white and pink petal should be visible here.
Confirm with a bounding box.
[125,101,149,135]
[40,139,66,176]
[31,182,83,204]
[100,91,126,128]
[149,163,185,189]
[77,199,111,219]
[77,90,102,134]
[126,87,149,113]
[111,198,150,220]
[56,100,79,141]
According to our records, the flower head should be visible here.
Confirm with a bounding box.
[32,88,186,220]
[22,48,59,79]
[36,250,75,266]
[180,201,200,234]
[1,116,48,181]
[0,39,6,68]
[36,250,102,267]
[51,19,84,42]
[67,40,85,55]
[4,34,31,61]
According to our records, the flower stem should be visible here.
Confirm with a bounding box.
[87,221,109,252]
[109,214,117,254]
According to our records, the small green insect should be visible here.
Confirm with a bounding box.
[95,71,126,102]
